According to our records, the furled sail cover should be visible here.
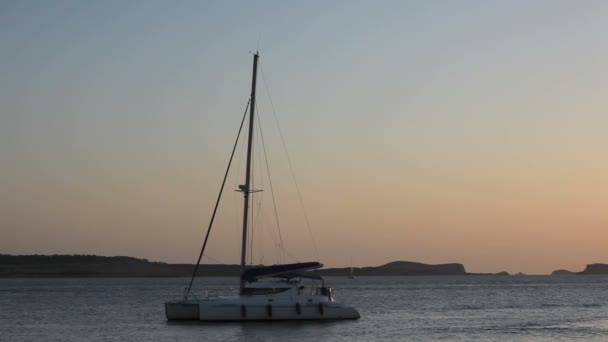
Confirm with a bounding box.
[241,262,323,282]
[274,272,324,281]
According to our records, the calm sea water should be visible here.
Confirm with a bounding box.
[2,276,608,341]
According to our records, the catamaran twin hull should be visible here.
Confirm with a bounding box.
[165,53,361,321]
[165,296,360,321]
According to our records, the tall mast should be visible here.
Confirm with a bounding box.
[239,52,259,293]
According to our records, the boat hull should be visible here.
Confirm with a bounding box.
[165,298,360,321]
[165,301,199,320]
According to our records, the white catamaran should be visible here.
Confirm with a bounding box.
[165,52,360,321]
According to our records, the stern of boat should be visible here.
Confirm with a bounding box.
[165,301,199,320]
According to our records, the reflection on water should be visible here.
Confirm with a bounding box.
[2,276,608,341]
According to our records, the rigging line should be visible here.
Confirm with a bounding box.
[253,109,267,265]
[232,182,240,257]
[256,200,264,264]
[185,99,250,299]
[258,209,301,263]
[259,63,320,261]
[248,206,253,265]
[249,199,264,265]
[251,110,263,264]
[259,209,280,247]
[202,254,224,264]
[251,190,300,263]
[255,101,285,262]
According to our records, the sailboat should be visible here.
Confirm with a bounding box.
[164,52,360,321]
[348,259,356,279]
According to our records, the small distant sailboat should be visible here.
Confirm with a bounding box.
[348,259,356,279]
[164,52,360,321]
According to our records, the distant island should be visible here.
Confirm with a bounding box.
[3,255,606,277]
[319,261,467,276]
[0,254,481,278]
[0,254,239,278]
[551,269,577,275]
[551,264,608,275]
[579,263,608,275]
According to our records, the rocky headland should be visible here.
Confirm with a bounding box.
[6,255,606,277]
[0,255,472,277]
[551,269,577,275]
[579,263,608,275]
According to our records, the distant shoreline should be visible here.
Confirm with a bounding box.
[1,254,606,277]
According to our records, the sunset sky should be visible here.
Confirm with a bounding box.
[2,0,607,274]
